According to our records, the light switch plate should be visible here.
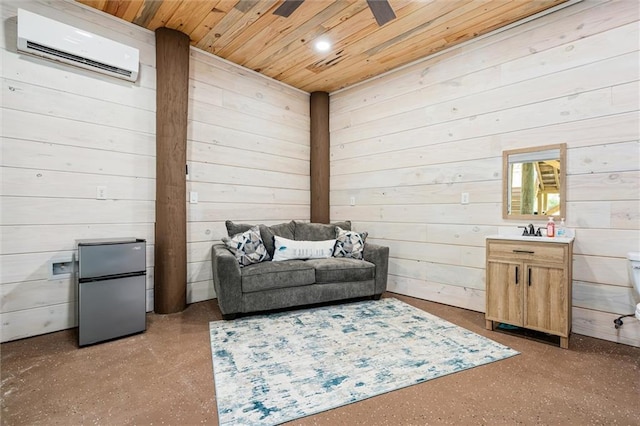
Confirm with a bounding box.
[189,191,198,204]
[461,192,469,204]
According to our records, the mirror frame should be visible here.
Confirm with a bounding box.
[502,143,566,221]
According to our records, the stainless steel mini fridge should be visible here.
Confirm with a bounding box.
[78,238,146,346]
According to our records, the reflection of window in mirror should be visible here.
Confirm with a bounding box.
[502,143,566,220]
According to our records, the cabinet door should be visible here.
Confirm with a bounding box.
[524,264,568,336]
[486,260,523,326]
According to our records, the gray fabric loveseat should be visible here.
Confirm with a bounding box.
[211,220,389,319]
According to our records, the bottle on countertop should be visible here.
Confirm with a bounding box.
[546,217,555,237]
[557,218,566,237]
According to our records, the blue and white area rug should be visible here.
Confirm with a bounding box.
[209,298,518,425]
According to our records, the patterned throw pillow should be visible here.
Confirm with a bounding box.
[222,225,270,267]
[333,226,368,260]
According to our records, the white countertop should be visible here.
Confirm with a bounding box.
[487,234,574,244]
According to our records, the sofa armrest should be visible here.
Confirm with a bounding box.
[363,243,389,296]
[211,243,242,315]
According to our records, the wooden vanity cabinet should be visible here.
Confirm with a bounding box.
[485,238,573,349]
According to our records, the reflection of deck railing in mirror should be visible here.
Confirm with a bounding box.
[535,160,560,215]
[503,143,566,220]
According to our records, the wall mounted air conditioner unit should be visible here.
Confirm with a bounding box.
[17,9,139,82]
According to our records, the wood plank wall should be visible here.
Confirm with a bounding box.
[185,49,310,304]
[329,0,639,347]
[1,0,157,342]
[0,0,310,341]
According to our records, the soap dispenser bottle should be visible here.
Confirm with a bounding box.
[557,218,566,237]
[547,217,555,237]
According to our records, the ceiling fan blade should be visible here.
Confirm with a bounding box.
[273,0,305,18]
[366,0,396,26]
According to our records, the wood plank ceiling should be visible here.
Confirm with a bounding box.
[76,0,568,92]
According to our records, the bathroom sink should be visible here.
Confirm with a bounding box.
[487,235,574,243]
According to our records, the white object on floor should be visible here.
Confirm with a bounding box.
[627,252,640,320]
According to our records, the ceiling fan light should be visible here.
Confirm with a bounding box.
[314,40,331,52]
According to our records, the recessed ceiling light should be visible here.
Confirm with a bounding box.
[314,40,331,52]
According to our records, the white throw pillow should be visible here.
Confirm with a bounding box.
[272,236,336,261]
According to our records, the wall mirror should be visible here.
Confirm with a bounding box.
[503,143,566,220]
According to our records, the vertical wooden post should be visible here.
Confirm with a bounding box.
[521,162,535,215]
[154,28,189,314]
[310,91,330,223]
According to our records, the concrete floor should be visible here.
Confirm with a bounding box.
[2,294,639,425]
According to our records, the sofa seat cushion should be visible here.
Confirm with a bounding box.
[306,258,375,283]
[241,260,315,293]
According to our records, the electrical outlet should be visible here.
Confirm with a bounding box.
[96,186,107,200]
[49,258,77,280]
[189,191,198,204]
[461,192,469,205]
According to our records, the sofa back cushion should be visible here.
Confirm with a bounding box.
[260,221,296,258]
[293,220,351,241]
[225,220,296,259]
[225,220,253,237]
